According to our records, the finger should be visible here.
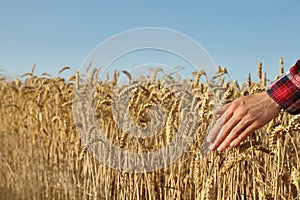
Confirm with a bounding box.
[216,118,250,152]
[207,113,226,143]
[214,103,231,115]
[207,109,232,143]
[229,123,258,147]
[209,116,241,151]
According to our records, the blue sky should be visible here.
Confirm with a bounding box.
[0,0,299,82]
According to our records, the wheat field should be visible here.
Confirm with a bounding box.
[0,60,300,200]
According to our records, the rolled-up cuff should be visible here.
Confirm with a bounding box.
[266,60,300,115]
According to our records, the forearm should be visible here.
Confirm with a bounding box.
[266,59,300,115]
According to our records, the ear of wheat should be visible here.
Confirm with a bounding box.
[0,59,298,199]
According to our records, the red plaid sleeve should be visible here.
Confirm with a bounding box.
[266,59,300,114]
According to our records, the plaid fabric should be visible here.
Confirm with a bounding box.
[266,59,300,114]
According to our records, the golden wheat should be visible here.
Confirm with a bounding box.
[0,60,299,200]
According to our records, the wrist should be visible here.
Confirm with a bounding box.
[264,91,281,113]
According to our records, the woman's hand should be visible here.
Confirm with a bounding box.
[207,92,281,152]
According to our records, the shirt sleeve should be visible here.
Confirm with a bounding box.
[266,59,300,115]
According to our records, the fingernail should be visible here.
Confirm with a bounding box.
[209,143,214,150]
[217,146,223,152]
[230,142,235,147]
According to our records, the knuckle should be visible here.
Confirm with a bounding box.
[222,124,231,133]
[233,113,243,121]
[253,120,261,127]
[239,108,248,116]
[243,120,251,126]
[231,129,240,137]
[230,102,239,109]
[247,113,257,122]
[222,112,232,123]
